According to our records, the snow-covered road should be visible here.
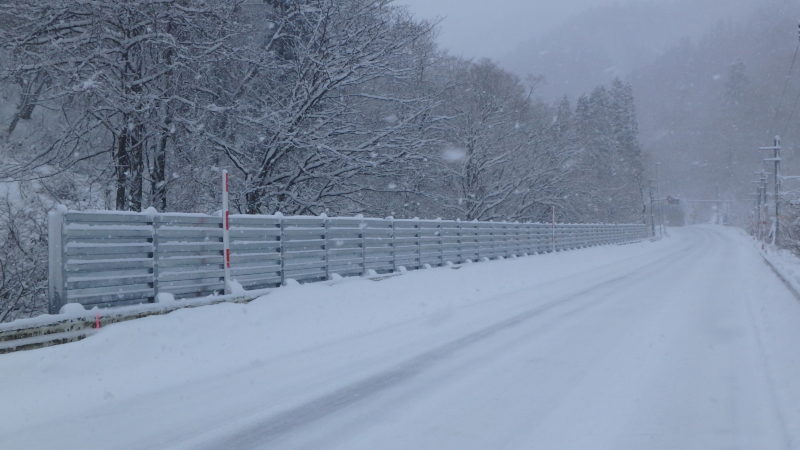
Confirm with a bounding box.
[3,226,800,449]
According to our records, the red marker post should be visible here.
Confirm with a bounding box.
[222,170,232,294]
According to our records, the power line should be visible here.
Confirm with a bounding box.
[782,85,800,137]
[777,23,800,137]
[774,42,800,127]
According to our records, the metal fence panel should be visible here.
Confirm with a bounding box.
[48,210,652,312]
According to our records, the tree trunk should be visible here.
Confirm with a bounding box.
[115,130,129,210]
[115,124,145,211]
[6,76,45,138]
[151,135,168,211]
[151,22,174,212]
[128,124,145,211]
[245,186,264,215]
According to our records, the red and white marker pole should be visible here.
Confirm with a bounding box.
[222,170,232,294]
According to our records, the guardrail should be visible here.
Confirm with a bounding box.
[0,291,261,354]
[48,208,651,313]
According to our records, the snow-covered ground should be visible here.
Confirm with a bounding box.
[762,244,800,294]
[2,225,800,449]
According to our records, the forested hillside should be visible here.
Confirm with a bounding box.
[507,0,800,238]
[630,2,800,227]
[503,0,755,100]
[0,0,646,320]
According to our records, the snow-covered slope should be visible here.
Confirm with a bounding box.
[1,226,799,449]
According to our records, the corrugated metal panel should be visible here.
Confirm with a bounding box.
[48,211,651,311]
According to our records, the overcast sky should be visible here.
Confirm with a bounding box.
[398,0,644,59]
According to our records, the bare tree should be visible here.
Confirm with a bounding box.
[0,0,242,210]
[0,192,47,322]
[431,59,568,221]
[191,0,438,215]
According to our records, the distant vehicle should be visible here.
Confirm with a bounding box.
[664,196,686,226]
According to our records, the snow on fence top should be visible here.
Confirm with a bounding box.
[48,209,651,313]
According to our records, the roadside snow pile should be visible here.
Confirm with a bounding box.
[761,245,800,297]
[0,237,670,444]
[156,292,176,304]
[58,303,86,315]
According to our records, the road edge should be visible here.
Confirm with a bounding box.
[760,251,800,302]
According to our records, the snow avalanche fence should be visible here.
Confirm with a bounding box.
[48,209,652,313]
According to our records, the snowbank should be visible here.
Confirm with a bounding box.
[0,236,673,447]
[760,243,800,300]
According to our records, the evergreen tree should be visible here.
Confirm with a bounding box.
[610,78,645,222]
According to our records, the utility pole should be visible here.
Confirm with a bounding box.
[760,136,782,244]
[761,171,768,241]
[754,179,761,238]
[775,136,781,242]
[753,171,767,241]
[648,181,656,238]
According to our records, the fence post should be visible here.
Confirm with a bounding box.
[551,207,556,253]
[501,222,508,257]
[455,220,462,263]
[525,222,532,254]
[361,217,368,275]
[416,221,422,268]
[391,218,397,272]
[492,222,499,258]
[513,223,519,256]
[583,225,588,248]
[152,213,160,301]
[438,221,444,265]
[279,216,286,285]
[510,223,517,257]
[47,207,66,314]
[324,217,330,280]
[472,222,477,260]
[489,222,495,258]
